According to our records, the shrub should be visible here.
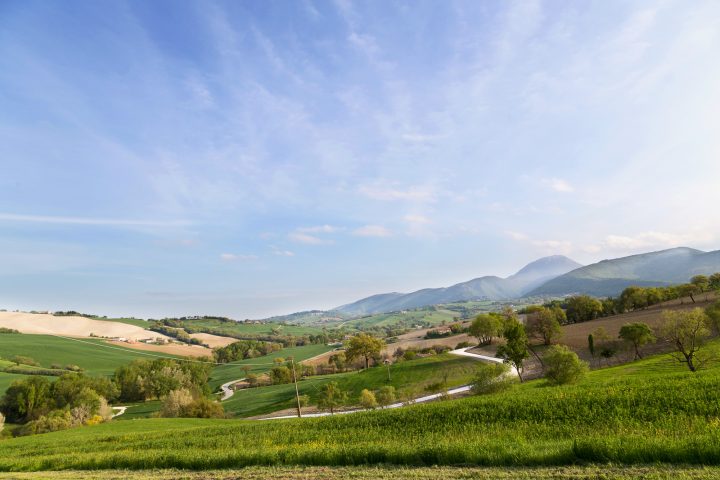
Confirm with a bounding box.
[543,345,589,385]
[160,389,194,418]
[10,355,39,367]
[0,328,19,334]
[376,386,397,407]
[471,362,513,395]
[269,366,292,385]
[182,398,225,419]
[359,389,378,409]
[455,341,474,349]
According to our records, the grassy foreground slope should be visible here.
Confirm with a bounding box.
[1,466,719,480]
[2,341,720,471]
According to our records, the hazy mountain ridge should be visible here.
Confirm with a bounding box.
[529,247,720,297]
[333,255,582,316]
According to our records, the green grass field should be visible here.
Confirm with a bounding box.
[341,308,459,329]
[3,339,720,471]
[222,353,478,417]
[0,333,177,377]
[208,343,335,390]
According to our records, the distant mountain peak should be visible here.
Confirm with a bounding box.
[513,255,582,277]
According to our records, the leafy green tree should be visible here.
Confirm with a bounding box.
[359,389,378,409]
[565,295,603,323]
[706,300,720,335]
[0,376,53,422]
[496,321,529,382]
[269,366,292,385]
[709,273,720,290]
[660,308,710,372]
[470,362,512,394]
[618,322,656,360]
[526,307,563,345]
[376,386,396,407]
[678,284,699,304]
[587,334,595,358]
[344,333,385,369]
[543,345,589,385]
[469,314,502,345]
[317,382,347,414]
[691,275,710,292]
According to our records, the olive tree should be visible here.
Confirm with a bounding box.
[618,322,655,360]
[317,382,347,414]
[659,308,710,372]
[469,314,502,345]
[344,333,385,370]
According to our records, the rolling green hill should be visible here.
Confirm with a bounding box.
[222,353,478,417]
[530,247,720,297]
[3,338,720,472]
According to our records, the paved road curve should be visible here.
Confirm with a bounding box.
[257,347,506,420]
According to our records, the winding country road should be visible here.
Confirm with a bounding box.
[257,347,508,420]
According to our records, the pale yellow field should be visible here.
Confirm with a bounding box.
[0,311,169,342]
[189,332,238,348]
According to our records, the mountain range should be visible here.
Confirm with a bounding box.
[333,255,582,316]
[331,247,720,317]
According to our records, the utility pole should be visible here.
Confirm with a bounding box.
[291,358,302,418]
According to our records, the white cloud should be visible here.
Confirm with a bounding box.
[220,253,258,262]
[271,248,295,257]
[603,231,715,251]
[358,183,436,202]
[297,225,339,233]
[352,225,392,237]
[288,232,333,245]
[403,214,431,225]
[542,178,575,193]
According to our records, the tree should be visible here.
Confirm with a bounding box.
[376,386,396,408]
[470,362,512,394]
[269,366,292,385]
[344,333,385,369]
[659,308,710,372]
[706,300,720,335]
[469,314,502,345]
[298,394,310,408]
[543,345,588,385]
[359,389,378,409]
[526,307,563,345]
[316,382,347,414]
[709,273,720,290]
[565,296,603,323]
[618,322,656,360]
[0,376,53,422]
[678,284,699,304]
[587,334,595,358]
[495,321,529,382]
[691,275,710,292]
[10,355,38,367]
[160,389,194,418]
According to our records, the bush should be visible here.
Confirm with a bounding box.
[181,398,225,419]
[0,328,19,334]
[376,386,396,407]
[543,345,589,385]
[471,362,513,395]
[455,341,475,349]
[359,389,378,409]
[160,389,194,418]
[10,355,38,367]
[269,366,292,385]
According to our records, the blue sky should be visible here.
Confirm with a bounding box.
[2,0,720,319]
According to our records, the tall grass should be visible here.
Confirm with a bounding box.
[1,360,720,471]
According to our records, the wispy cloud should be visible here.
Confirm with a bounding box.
[358,183,436,202]
[220,253,258,262]
[0,213,190,228]
[541,178,575,193]
[289,232,333,245]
